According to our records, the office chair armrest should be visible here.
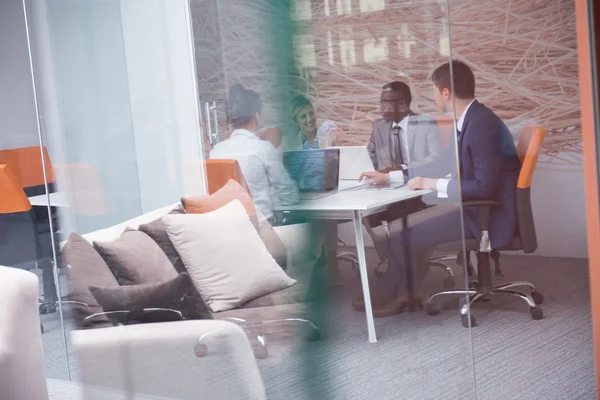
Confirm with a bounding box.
[462,200,502,231]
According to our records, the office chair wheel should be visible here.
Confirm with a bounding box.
[531,291,544,305]
[530,306,543,320]
[443,276,455,288]
[425,303,441,316]
[461,314,476,328]
[468,281,478,290]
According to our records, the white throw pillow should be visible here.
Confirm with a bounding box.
[162,200,296,312]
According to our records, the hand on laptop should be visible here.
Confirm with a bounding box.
[359,171,389,184]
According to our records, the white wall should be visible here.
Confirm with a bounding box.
[120,0,205,213]
[530,154,587,258]
[0,0,39,149]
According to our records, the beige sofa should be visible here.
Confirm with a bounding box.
[1,265,267,400]
[63,203,320,358]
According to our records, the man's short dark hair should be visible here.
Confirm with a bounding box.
[227,84,262,128]
[431,60,475,99]
[382,81,412,104]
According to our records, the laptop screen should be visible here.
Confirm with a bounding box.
[283,149,340,192]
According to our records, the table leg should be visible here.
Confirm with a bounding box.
[352,210,377,343]
[402,214,413,295]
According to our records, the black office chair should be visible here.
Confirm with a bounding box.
[424,126,546,327]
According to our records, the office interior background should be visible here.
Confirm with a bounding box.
[0,0,598,399]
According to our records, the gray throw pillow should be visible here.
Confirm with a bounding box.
[139,218,187,274]
[93,230,178,286]
[61,233,119,326]
[89,272,211,325]
[138,217,212,314]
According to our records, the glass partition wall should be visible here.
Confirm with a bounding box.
[15,0,571,398]
[23,0,208,386]
[463,0,596,398]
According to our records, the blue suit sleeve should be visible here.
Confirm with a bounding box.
[447,120,505,200]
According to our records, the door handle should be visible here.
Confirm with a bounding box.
[210,101,219,142]
[205,101,219,145]
[204,102,213,145]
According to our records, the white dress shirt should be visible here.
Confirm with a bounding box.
[389,100,476,197]
[210,129,299,220]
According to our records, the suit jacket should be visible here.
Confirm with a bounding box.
[404,100,521,249]
[368,112,442,171]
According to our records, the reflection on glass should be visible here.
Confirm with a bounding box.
[3,0,591,398]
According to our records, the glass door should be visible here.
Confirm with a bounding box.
[25,0,208,388]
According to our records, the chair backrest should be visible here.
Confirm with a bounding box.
[205,159,252,197]
[0,266,49,400]
[514,126,547,253]
[0,164,32,215]
[0,147,55,196]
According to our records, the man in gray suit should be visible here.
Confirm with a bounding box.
[369,81,441,171]
[365,81,442,263]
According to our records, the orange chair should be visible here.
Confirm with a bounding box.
[0,146,55,196]
[425,126,547,327]
[0,164,57,308]
[0,147,61,280]
[204,159,251,196]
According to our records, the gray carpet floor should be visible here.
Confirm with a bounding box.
[39,251,597,400]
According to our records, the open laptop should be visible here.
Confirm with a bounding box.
[283,149,340,200]
[333,145,375,180]
[332,145,404,190]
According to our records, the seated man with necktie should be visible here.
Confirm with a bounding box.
[363,81,442,265]
[368,81,441,173]
[357,61,521,316]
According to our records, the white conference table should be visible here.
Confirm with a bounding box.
[28,192,70,208]
[276,180,431,343]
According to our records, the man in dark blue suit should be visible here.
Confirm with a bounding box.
[357,60,522,316]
